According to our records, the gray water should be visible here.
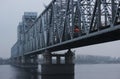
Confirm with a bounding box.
[0,64,120,79]
[75,64,120,79]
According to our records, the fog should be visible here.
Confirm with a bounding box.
[0,0,120,58]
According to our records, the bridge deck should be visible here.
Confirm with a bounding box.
[25,25,120,55]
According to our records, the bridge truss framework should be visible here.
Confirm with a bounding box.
[11,0,120,58]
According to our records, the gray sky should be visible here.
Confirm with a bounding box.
[0,0,120,58]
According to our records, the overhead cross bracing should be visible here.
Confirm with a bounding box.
[11,0,120,57]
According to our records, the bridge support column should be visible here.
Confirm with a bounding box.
[31,55,38,69]
[17,56,22,66]
[43,51,52,64]
[41,49,75,75]
[11,57,22,67]
[65,49,75,64]
[14,55,38,69]
[11,57,18,66]
[56,55,60,64]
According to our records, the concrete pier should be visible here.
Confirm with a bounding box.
[41,49,75,75]
[11,55,38,69]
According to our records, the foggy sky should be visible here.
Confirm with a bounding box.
[0,0,120,58]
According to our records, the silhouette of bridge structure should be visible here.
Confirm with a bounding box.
[11,0,120,74]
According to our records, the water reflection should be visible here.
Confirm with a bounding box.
[41,64,74,79]
[41,74,74,79]
[9,66,39,79]
[9,65,74,79]
[1,64,120,79]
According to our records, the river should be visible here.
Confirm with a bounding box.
[0,64,120,79]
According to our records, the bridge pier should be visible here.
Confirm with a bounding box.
[21,55,38,69]
[11,56,22,67]
[11,55,38,69]
[41,49,75,75]
[43,51,52,64]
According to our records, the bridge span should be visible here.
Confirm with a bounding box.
[11,0,120,74]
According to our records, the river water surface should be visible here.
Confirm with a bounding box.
[0,64,120,79]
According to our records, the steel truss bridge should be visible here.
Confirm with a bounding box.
[11,0,120,58]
